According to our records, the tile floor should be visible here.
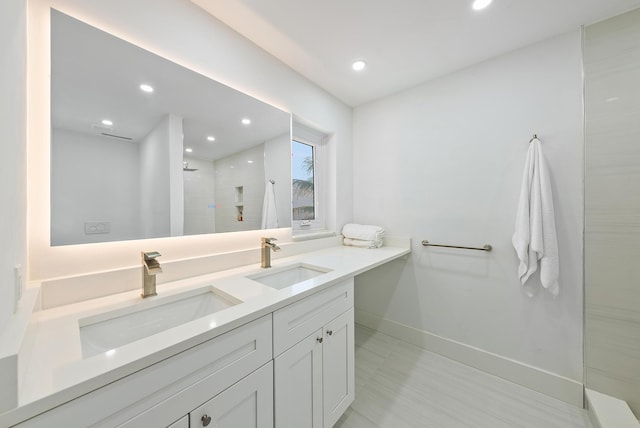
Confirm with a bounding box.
[334,325,593,428]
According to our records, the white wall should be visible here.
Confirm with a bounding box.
[264,133,292,229]
[51,128,141,245]
[27,0,352,280]
[139,115,173,239]
[138,113,184,239]
[353,32,584,381]
[183,156,216,236]
[168,114,184,237]
[0,0,27,328]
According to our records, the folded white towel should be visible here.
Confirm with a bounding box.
[342,223,385,242]
[343,237,383,248]
[512,139,559,296]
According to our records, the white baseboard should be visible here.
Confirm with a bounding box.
[355,308,584,407]
[586,389,639,428]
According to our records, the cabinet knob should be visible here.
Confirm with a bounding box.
[201,414,212,426]
[327,330,333,336]
[317,337,323,344]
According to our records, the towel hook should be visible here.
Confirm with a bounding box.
[529,134,539,144]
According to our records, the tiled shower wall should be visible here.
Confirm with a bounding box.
[584,7,640,415]
[214,144,265,232]
[183,156,216,235]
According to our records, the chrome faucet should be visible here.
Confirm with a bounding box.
[261,237,280,268]
[141,251,162,298]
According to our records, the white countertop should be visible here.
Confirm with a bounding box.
[1,241,409,426]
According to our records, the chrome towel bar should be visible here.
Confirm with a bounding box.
[421,240,492,252]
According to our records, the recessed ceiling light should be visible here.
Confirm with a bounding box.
[207,136,216,142]
[139,84,154,93]
[247,160,254,164]
[185,148,193,153]
[472,0,492,10]
[101,119,113,126]
[352,60,367,72]
[241,118,251,125]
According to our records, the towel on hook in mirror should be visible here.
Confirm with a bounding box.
[261,180,278,229]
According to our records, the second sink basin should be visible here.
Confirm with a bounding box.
[79,287,240,358]
[246,263,332,290]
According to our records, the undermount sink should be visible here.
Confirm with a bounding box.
[246,263,332,290]
[79,288,240,358]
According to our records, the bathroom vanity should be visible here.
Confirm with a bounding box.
[2,5,412,426]
[0,240,409,427]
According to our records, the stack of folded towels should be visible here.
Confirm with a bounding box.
[342,223,385,248]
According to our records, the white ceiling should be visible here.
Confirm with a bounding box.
[51,10,290,161]
[192,0,640,107]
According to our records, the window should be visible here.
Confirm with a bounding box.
[292,140,315,221]
[291,123,326,232]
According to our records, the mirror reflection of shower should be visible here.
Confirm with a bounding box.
[182,136,291,236]
[183,162,198,172]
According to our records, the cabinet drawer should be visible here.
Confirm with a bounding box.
[24,315,273,428]
[116,315,272,428]
[273,278,353,356]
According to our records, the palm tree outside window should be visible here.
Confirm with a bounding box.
[292,140,315,221]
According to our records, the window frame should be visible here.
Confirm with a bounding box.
[291,125,327,233]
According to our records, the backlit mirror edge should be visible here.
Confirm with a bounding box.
[27,2,303,281]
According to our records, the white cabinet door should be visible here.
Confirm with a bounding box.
[274,308,355,428]
[190,362,273,428]
[323,308,354,428]
[274,329,324,428]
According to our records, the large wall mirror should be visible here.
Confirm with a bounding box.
[50,10,292,246]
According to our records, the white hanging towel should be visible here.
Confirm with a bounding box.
[512,139,559,296]
[261,180,278,229]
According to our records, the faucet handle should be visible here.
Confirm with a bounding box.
[143,251,161,260]
[261,237,277,243]
[142,251,162,274]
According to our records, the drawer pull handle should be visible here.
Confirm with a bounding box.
[201,414,212,426]
[327,330,333,336]
[317,337,323,344]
